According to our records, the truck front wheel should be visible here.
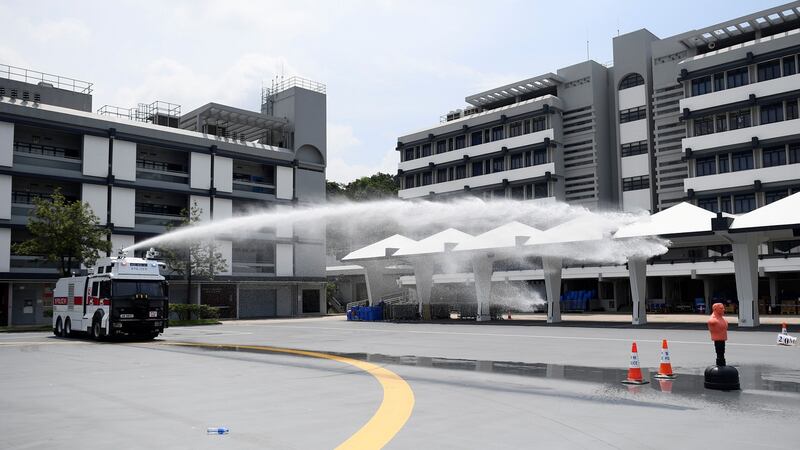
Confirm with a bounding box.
[91,319,104,341]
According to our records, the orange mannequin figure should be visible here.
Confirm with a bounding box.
[707,303,728,366]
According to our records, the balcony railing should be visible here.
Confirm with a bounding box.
[136,159,189,183]
[12,191,79,205]
[14,142,81,160]
[232,172,276,194]
[0,63,93,94]
[232,261,276,275]
[135,202,185,217]
[136,159,187,173]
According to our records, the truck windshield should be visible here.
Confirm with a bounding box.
[113,281,166,298]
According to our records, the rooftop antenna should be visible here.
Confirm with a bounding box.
[586,40,590,60]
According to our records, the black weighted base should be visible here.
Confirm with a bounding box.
[704,365,740,391]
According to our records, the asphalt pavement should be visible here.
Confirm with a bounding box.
[1,316,799,449]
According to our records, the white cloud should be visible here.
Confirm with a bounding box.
[326,124,396,183]
[32,18,90,44]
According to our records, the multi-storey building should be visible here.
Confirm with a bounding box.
[396,61,617,210]
[381,2,800,314]
[0,65,327,326]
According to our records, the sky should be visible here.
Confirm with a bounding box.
[0,0,785,183]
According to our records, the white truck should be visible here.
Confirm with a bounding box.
[52,253,168,340]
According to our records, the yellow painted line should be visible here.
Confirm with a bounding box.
[166,342,415,450]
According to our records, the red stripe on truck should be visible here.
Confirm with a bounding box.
[73,296,83,305]
[54,297,68,305]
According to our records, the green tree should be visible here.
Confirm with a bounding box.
[159,201,228,304]
[13,188,111,277]
[327,172,398,201]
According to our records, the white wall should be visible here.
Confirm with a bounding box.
[190,195,211,222]
[81,184,107,224]
[111,187,135,228]
[110,234,135,254]
[0,121,13,167]
[276,166,294,200]
[623,189,651,212]
[620,154,649,178]
[190,153,212,189]
[112,140,136,182]
[276,243,294,276]
[0,175,10,220]
[213,156,232,193]
[213,197,232,221]
[618,85,647,111]
[619,119,648,145]
[83,135,109,177]
[0,228,9,272]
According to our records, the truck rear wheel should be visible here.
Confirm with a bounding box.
[53,317,63,337]
[63,318,72,338]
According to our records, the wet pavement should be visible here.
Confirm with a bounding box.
[2,318,800,449]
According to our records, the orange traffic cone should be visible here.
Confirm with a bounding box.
[654,339,677,379]
[781,322,788,335]
[507,311,512,320]
[621,341,649,385]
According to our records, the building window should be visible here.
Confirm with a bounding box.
[786,100,799,121]
[532,148,547,165]
[713,73,725,92]
[492,157,504,173]
[404,176,414,189]
[472,161,483,177]
[733,193,756,214]
[455,135,465,150]
[622,175,649,191]
[698,197,718,212]
[729,109,751,130]
[726,67,749,88]
[523,120,531,134]
[534,182,548,198]
[447,138,454,151]
[532,116,547,132]
[718,154,729,173]
[511,185,524,200]
[691,76,712,96]
[790,144,800,164]
[510,153,523,169]
[437,168,447,183]
[763,146,786,167]
[760,102,784,124]
[404,148,414,161]
[621,140,647,157]
[757,59,781,82]
[765,189,788,204]
[509,122,522,138]
[619,73,645,90]
[720,196,732,213]
[491,126,504,142]
[436,140,446,154]
[421,172,432,186]
[693,116,714,136]
[620,106,647,123]
[695,156,717,176]
[773,240,800,254]
[471,131,482,146]
[421,144,432,157]
[731,150,753,171]
[715,114,727,133]
[455,165,466,179]
[784,56,797,76]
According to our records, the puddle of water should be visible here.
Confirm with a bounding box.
[170,343,800,401]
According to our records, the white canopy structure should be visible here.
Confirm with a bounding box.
[341,234,417,307]
[454,221,543,252]
[730,192,800,231]
[393,228,473,319]
[332,195,800,326]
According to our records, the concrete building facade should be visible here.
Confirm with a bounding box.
[377,2,800,317]
[0,64,327,326]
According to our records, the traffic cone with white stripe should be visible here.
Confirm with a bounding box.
[654,339,677,379]
[781,322,788,335]
[621,341,649,385]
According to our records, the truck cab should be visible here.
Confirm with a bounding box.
[52,253,168,340]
